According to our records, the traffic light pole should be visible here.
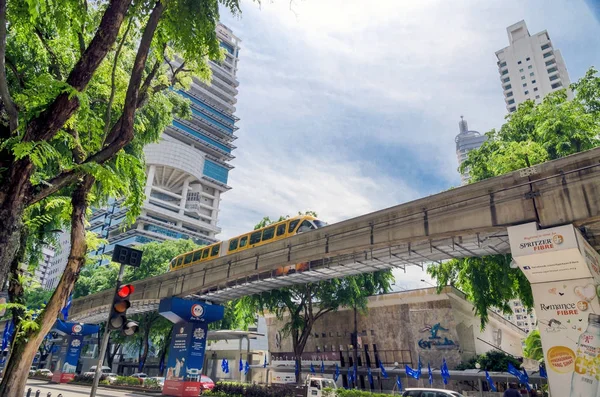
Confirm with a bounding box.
[90,262,126,397]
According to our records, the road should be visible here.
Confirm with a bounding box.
[25,379,155,397]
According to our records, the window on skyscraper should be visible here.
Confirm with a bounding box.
[526,57,531,61]
[541,43,551,50]
[530,72,534,76]
[528,65,532,69]
[524,90,529,95]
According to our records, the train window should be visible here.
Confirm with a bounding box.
[176,257,184,266]
[211,244,220,256]
[169,259,175,269]
[229,239,239,251]
[297,220,315,234]
[250,231,262,245]
[202,248,209,259]
[276,223,286,236]
[193,250,202,262]
[184,253,194,264]
[288,219,300,233]
[240,236,248,248]
[262,226,276,241]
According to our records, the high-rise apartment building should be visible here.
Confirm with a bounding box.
[496,20,571,113]
[455,116,486,185]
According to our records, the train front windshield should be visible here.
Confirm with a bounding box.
[313,220,327,228]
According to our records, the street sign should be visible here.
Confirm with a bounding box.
[111,245,143,267]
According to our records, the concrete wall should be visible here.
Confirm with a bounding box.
[266,287,526,370]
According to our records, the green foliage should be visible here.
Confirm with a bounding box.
[143,377,161,390]
[238,212,393,380]
[212,381,296,397]
[456,350,523,372]
[336,389,389,397]
[523,329,544,362]
[114,376,142,386]
[427,255,533,329]
[431,68,600,329]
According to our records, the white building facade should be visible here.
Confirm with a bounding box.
[455,116,486,185]
[496,20,571,113]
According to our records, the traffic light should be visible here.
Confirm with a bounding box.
[108,283,139,336]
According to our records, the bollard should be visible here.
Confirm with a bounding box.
[47,393,52,397]
[57,395,62,397]
[26,388,32,397]
[35,390,40,397]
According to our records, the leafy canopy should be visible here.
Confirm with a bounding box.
[429,67,600,329]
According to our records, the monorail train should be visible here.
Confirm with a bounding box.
[169,215,327,275]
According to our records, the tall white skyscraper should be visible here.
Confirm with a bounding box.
[496,20,571,113]
[455,116,486,185]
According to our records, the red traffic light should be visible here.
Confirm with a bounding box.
[117,284,134,298]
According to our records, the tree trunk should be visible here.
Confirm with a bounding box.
[139,319,152,371]
[0,176,94,397]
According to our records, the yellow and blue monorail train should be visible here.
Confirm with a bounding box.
[169,215,327,275]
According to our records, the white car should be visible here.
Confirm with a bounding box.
[83,366,112,377]
[403,389,466,397]
[36,369,53,377]
[104,373,119,384]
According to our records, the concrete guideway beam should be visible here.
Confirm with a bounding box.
[70,147,600,322]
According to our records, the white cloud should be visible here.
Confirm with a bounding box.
[216,0,600,240]
[217,149,421,239]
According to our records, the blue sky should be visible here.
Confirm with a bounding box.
[214,0,600,288]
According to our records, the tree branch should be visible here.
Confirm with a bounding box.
[22,0,133,143]
[77,0,88,55]
[27,2,165,206]
[102,0,165,149]
[65,127,86,164]
[0,0,19,133]
[34,26,63,80]
[104,17,134,135]
[5,56,24,88]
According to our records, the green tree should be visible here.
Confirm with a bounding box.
[429,68,600,329]
[0,1,245,393]
[523,329,544,362]
[456,350,523,372]
[239,212,393,383]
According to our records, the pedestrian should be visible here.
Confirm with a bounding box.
[503,383,521,397]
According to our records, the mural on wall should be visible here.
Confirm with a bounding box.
[418,323,458,350]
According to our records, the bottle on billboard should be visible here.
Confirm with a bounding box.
[570,313,600,397]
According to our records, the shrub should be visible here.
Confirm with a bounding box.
[71,374,108,384]
[114,376,142,386]
[144,378,162,390]
[212,381,296,397]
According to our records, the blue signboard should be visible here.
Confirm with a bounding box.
[159,298,223,397]
[62,334,83,374]
[159,297,224,324]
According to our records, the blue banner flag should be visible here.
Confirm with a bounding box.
[405,364,420,380]
[417,355,422,376]
[61,293,73,321]
[396,375,403,391]
[379,361,388,379]
[428,363,433,385]
[264,355,268,368]
[239,358,243,372]
[321,360,325,374]
[367,367,374,387]
[347,366,354,383]
[441,358,450,385]
[159,355,165,373]
[539,364,547,379]
[244,360,250,375]
[138,359,144,372]
[485,371,497,392]
[334,363,340,382]
[310,362,315,374]
[507,363,530,391]
[222,359,229,373]
[295,359,299,378]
